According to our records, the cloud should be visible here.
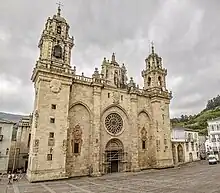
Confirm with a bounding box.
[0,0,220,118]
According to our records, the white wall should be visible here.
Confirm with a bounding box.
[0,121,14,173]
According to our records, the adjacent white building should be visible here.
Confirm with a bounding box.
[205,117,220,154]
[171,127,199,165]
[0,118,15,173]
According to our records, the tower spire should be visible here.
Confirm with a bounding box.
[151,41,155,54]
[56,2,63,16]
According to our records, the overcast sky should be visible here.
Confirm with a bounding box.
[0,0,219,118]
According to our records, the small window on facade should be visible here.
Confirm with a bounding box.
[51,104,56,109]
[74,143,79,153]
[12,127,17,141]
[47,154,52,161]
[50,118,55,123]
[147,77,151,86]
[121,95,123,101]
[106,69,108,78]
[108,93,110,98]
[49,132,54,138]
[191,142,194,151]
[142,140,146,149]
[0,127,2,134]
[57,26,61,34]
[186,142,189,152]
[27,134,31,148]
[164,138,167,145]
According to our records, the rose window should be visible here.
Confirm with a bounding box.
[105,113,123,135]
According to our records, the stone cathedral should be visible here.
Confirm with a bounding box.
[27,8,173,182]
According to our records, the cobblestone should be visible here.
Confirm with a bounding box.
[0,161,218,193]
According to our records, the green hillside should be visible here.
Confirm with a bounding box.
[171,95,220,135]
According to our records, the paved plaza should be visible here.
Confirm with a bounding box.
[1,161,219,193]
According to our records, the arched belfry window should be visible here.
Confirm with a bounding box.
[53,45,62,59]
[57,26,61,34]
[158,76,162,86]
[147,77,151,86]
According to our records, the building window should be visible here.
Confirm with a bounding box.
[47,154,52,161]
[74,143,79,153]
[0,127,2,134]
[106,70,108,78]
[191,142,194,151]
[48,132,55,146]
[51,104,56,109]
[49,132,54,138]
[108,93,110,98]
[142,140,146,149]
[212,125,214,131]
[50,118,55,123]
[147,77,151,86]
[121,95,123,101]
[57,26,61,34]
[27,134,31,148]
[12,127,17,141]
[186,143,189,152]
[164,138,167,145]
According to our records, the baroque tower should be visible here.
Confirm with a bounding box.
[27,7,74,181]
[142,43,173,167]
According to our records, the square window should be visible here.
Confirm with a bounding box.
[47,154,52,161]
[49,132,54,138]
[51,104,56,109]
[50,118,55,123]
[74,143,79,153]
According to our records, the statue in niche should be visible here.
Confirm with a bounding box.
[72,124,83,155]
[114,70,119,87]
[141,127,147,141]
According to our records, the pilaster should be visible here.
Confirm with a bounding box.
[91,85,102,176]
[130,93,140,172]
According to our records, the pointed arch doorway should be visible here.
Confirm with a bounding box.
[105,138,124,173]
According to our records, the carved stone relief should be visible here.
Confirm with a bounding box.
[50,79,61,93]
[113,91,120,104]
[34,110,39,128]
[33,139,39,153]
[72,124,83,155]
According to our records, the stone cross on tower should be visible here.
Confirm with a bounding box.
[56,2,63,16]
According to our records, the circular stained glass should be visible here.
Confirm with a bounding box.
[105,113,123,135]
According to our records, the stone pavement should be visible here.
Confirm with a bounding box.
[1,161,220,193]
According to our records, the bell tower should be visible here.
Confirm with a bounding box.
[142,43,167,92]
[27,6,74,182]
[38,5,74,69]
[142,43,173,168]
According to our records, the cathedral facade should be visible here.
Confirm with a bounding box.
[27,8,173,182]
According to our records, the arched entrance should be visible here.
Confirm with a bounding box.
[105,139,124,173]
[177,144,184,162]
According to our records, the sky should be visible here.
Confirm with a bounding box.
[0,0,219,118]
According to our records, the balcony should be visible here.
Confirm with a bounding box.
[0,135,3,141]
